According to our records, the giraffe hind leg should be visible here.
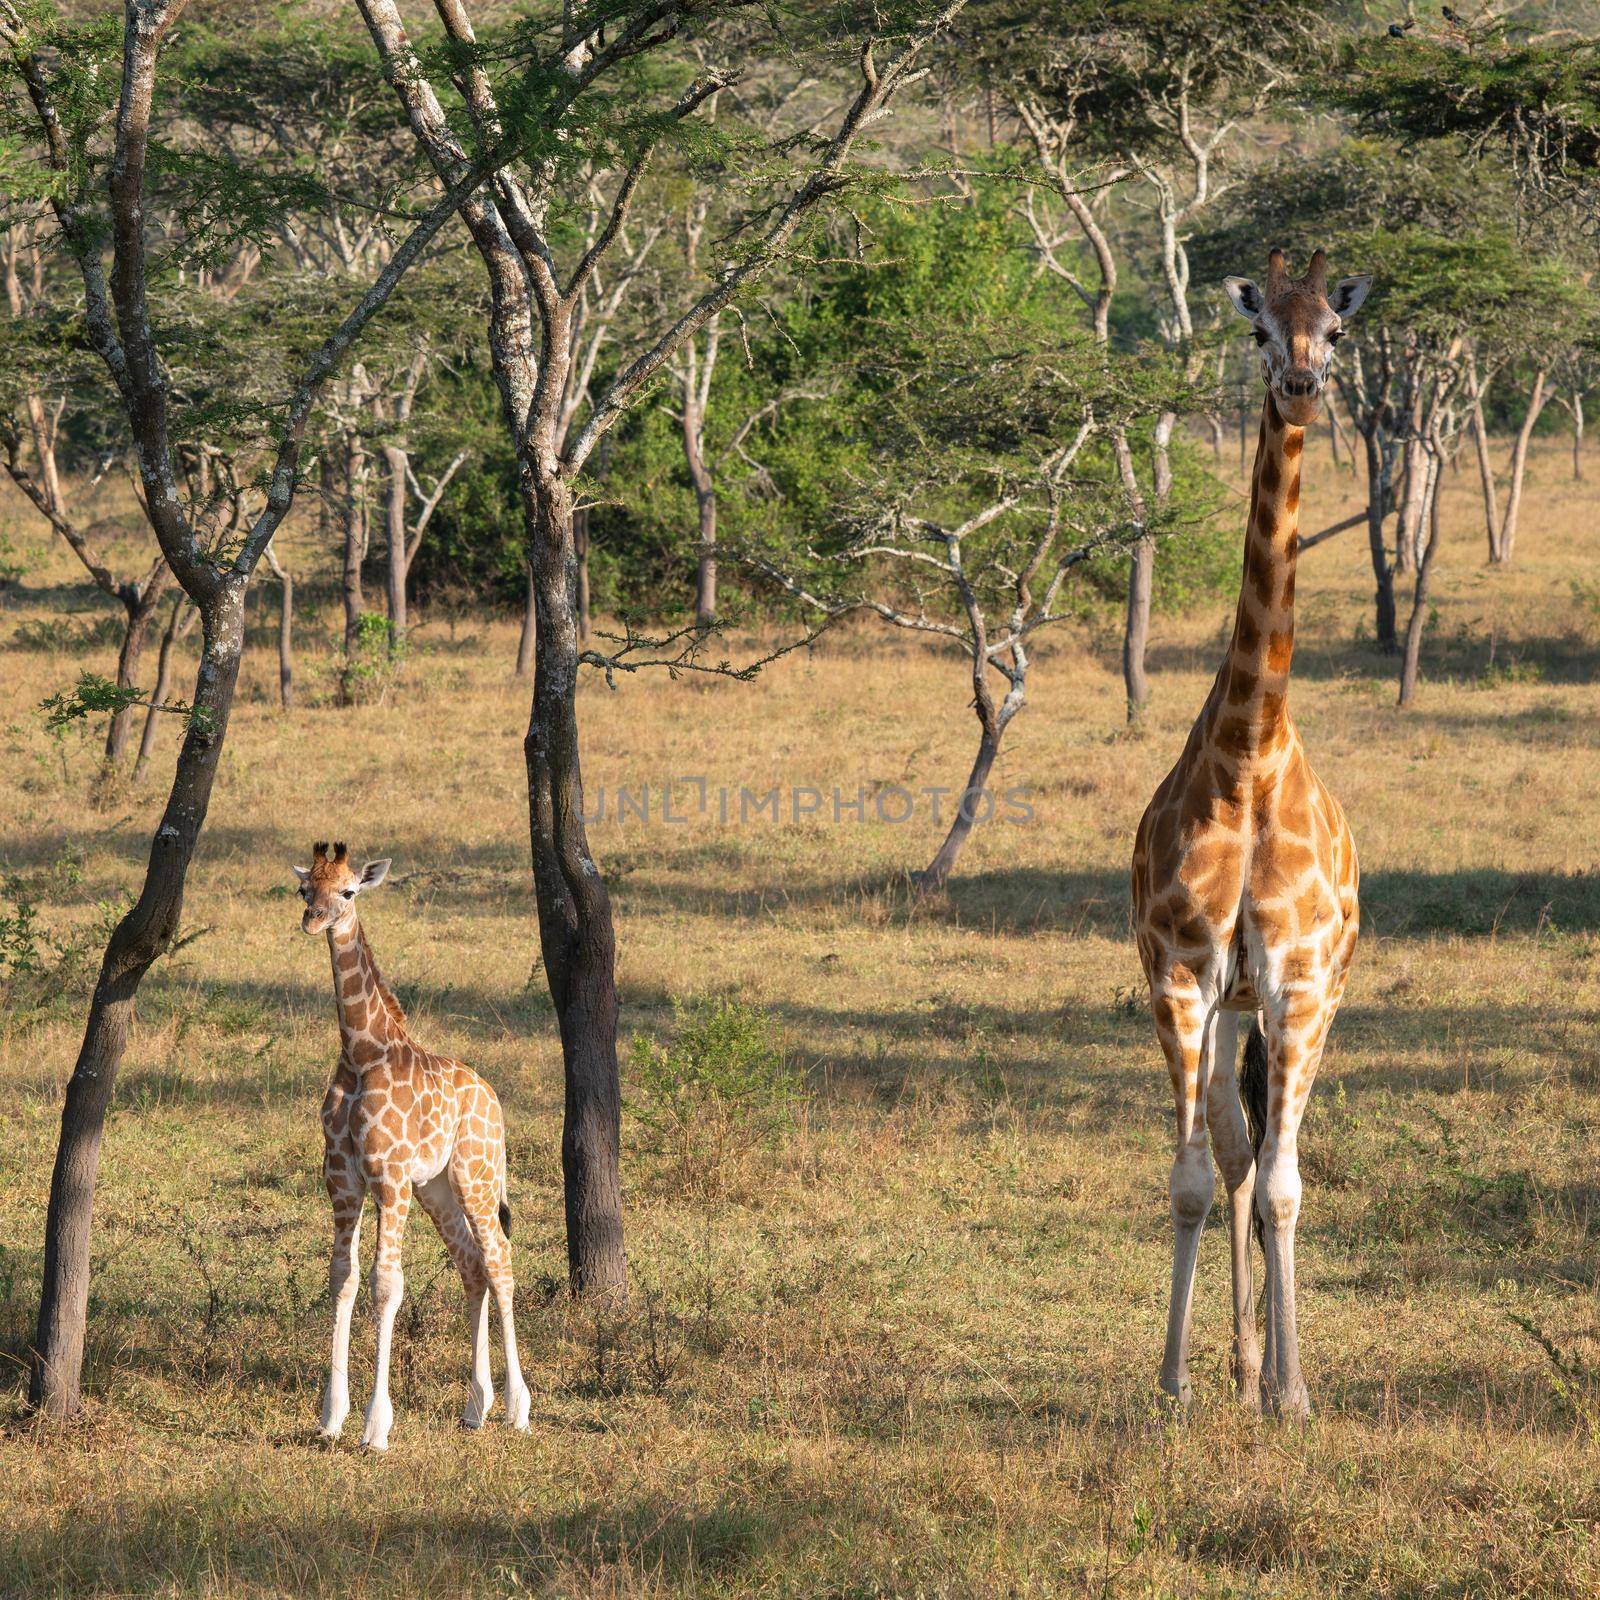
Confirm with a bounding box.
[416,1171,494,1429]
[1206,1009,1262,1410]
[454,1155,531,1433]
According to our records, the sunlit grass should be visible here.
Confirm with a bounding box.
[1,440,1598,1596]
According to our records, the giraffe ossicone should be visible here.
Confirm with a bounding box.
[296,839,531,1449]
[1131,250,1366,1421]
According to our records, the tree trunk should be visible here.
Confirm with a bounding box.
[1573,391,1584,481]
[340,430,367,703]
[1498,369,1548,566]
[915,715,1003,893]
[383,442,408,648]
[1361,425,1398,652]
[1398,455,1443,707]
[515,558,536,677]
[31,588,248,1417]
[572,506,591,643]
[523,482,626,1303]
[105,571,171,765]
[274,564,294,710]
[133,594,192,779]
[1117,424,1155,721]
[683,403,717,627]
[1466,361,1502,562]
[1394,388,1427,576]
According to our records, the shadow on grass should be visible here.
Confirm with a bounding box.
[0,1491,798,1595]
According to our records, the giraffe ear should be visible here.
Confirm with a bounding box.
[359,859,391,890]
[1330,275,1371,320]
[292,865,310,885]
[1224,277,1264,319]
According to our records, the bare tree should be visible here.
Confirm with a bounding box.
[4,0,499,1417]
[1398,342,1467,706]
[355,0,971,1301]
[2,215,173,766]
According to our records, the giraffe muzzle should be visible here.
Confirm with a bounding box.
[1273,375,1322,425]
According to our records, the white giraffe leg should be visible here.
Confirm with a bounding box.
[319,1205,362,1438]
[1205,1010,1262,1409]
[417,1172,494,1428]
[360,1177,410,1450]
[479,1217,530,1432]
[1153,978,1218,1414]
[1257,1004,1328,1422]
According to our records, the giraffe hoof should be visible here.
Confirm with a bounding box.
[506,1383,532,1433]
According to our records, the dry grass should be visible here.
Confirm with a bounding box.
[1,437,1599,1598]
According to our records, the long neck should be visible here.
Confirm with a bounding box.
[327,914,406,1068]
[1209,392,1305,756]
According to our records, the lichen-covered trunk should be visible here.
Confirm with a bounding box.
[516,559,536,677]
[31,588,247,1417]
[522,479,626,1303]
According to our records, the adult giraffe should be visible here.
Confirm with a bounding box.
[1131,249,1369,1420]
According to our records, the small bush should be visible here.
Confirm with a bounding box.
[340,611,409,703]
[628,996,800,1199]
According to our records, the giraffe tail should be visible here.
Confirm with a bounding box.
[497,1148,512,1238]
[1240,1015,1270,1247]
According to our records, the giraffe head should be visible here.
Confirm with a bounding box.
[1224,249,1370,427]
[292,841,390,935]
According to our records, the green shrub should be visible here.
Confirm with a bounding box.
[628,997,800,1199]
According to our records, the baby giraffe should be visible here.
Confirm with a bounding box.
[295,841,530,1449]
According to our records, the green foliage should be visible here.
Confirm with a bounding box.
[1329,21,1600,212]
[339,612,409,703]
[0,851,126,1015]
[629,996,800,1198]
[39,671,207,739]
[10,613,125,654]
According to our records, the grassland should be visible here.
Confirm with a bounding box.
[2,437,1599,1598]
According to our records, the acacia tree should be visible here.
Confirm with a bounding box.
[3,0,503,1418]
[746,324,1190,888]
[354,0,968,1301]
[2,212,172,766]
[970,0,1317,720]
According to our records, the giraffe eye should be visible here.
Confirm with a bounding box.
[1253,329,1270,346]
[341,889,355,899]
[1328,329,1344,344]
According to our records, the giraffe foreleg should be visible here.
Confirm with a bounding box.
[1256,1000,1328,1422]
[416,1172,494,1429]
[1205,1009,1261,1410]
[1152,978,1218,1415]
[319,1160,365,1440]
[360,1175,411,1450]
